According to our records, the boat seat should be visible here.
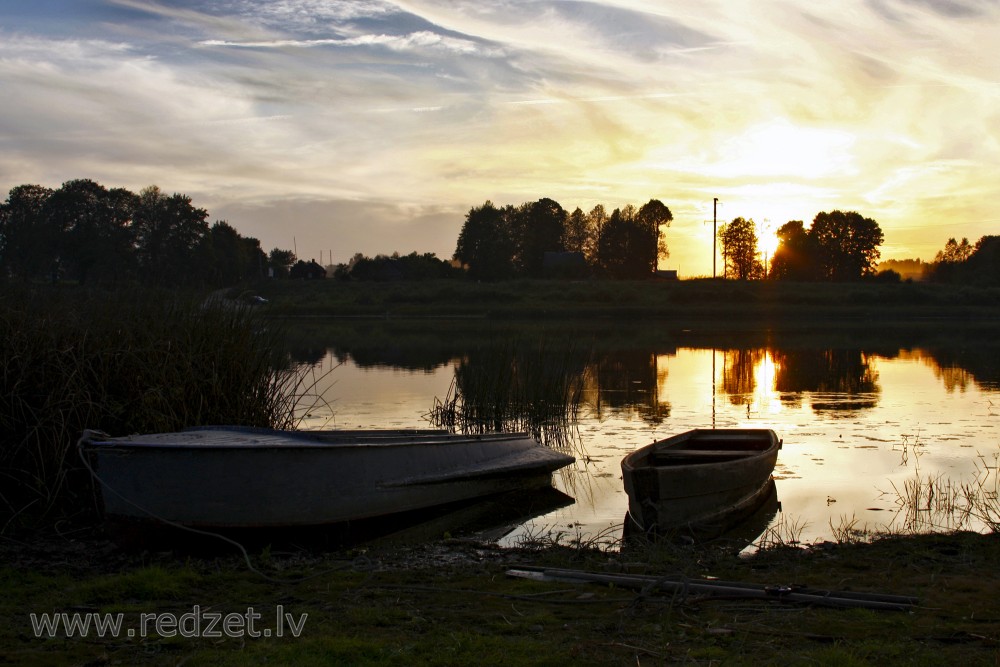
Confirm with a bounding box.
[650,449,760,462]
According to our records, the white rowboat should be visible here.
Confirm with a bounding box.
[81,427,574,529]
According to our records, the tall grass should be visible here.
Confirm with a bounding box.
[0,287,321,530]
[427,339,587,450]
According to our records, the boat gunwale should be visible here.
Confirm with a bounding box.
[82,428,543,450]
[621,428,780,471]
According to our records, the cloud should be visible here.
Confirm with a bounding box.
[201,29,501,57]
[2,0,999,274]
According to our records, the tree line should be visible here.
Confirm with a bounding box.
[923,236,1000,285]
[725,212,1000,286]
[454,198,897,282]
[6,179,996,287]
[761,211,885,281]
[0,179,300,287]
[713,211,887,281]
[454,198,673,280]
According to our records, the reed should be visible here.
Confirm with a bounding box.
[426,338,587,450]
[752,514,807,551]
[888,472,976,533]
[884,449,1000,535]
[0,287,322,530]
[509,520,622,553]
[828,514,882,544]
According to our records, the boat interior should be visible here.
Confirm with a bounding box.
[648,431,776,466]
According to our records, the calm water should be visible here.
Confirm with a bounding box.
[289,322,1000,547]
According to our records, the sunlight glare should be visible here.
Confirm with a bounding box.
[710,119,858,180]
[752,351,784,416]
[757,221,780,259]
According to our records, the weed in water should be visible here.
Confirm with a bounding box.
[427,337,588,455]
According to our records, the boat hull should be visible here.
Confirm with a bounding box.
[621,429,780,536]
[82,427,574,529]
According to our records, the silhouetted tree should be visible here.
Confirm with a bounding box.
[204,220,266,284]
[938,237,974,264]
[965,236,1000,285]
[2,178,283,287]
[596,203,670,279]
[345,252,458,281]
[563,207,590,255]
[810,210,883,281]
[596,206,631,278]
[268,248,296,279]
[454,201,517,280]
[132,186,211,286]
[769,220,819,281]
[636,199,673,274]
[584,204,608,267]
[289,259,327,280]
[717,217,760,280]
[43,180,138,285]
[518,198,566,277]
[0,184,54,281]
[926,237,974,283]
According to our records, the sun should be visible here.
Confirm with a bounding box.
[757,221,781,259]
[759,228,780,257]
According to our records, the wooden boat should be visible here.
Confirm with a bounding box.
[621,428,780,536]
[80,427,574,529]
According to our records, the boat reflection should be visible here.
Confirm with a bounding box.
[106,486,575,553]
[622,479,779,548]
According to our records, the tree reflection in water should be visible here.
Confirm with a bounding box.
[285,321,1000,428]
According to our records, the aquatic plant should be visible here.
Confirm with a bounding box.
[509,521,622,553]
[884,449,1000,535]
[0,287,326,530]
[427,338,588,451]
[752,514,807,551]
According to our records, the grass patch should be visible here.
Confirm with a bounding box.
[4,531,1000,665]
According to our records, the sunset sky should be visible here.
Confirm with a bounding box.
[2,0,998,276]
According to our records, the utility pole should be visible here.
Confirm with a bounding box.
[713,197,718,279]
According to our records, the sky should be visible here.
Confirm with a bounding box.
[1,0,998,276]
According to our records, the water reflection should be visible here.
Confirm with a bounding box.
[588,350,671,424]
[428,340,589,445]
[286,321,1000,545]
[771,349,880,414]
[283,320,1000,398]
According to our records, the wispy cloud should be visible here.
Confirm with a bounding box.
[200,30,501,56]
[1,0,998,271]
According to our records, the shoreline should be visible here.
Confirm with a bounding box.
[246,278,1000,324]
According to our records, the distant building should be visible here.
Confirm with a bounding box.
[289,259,327,280]
[655,270,678,280]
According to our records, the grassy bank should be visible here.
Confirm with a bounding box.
[246,278,1000,324]
[3,530,1000,665]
